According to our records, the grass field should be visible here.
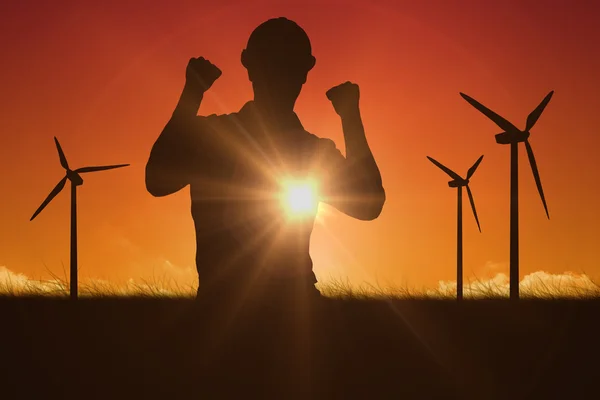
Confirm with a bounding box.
[2,294,599,399]
[3,271,599,399]
[2,271,599,299]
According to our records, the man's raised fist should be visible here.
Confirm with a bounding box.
[326,81,360,117]
[185,57,222,93]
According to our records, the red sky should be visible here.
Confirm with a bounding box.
[0,0,599,290]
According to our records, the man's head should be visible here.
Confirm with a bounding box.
[242,18,316,110]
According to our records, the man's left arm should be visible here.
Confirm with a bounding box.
[318,82,385,221]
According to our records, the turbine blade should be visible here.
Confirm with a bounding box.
[54,137,69,170]
[30,176,68,221]
[466,155,484,179]
[524,140,550,219]
[526,91,554,131]
[459,93,520,133]
[426,156,462,180]
[466,185,481,232]
[75,164,130,173]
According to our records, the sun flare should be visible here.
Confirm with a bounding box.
[279,178,319,219]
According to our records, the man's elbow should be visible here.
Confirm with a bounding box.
[145,165,183,197]
[357,188,386,221]
[146,179,168,197]
[145,173,167,197]
[146,178,186,197]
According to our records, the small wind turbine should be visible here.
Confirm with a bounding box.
[460,91,553,300]
[30,137,129,300]
[427,155,484,300]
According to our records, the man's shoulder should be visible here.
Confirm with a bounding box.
[196,111,241,128]
[302,132,341,154]
[191,112,246,144]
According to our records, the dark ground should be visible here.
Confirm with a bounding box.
[1,296,598,399]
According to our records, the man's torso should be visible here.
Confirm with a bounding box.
[187,102,330,288]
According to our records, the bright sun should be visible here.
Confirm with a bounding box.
[279,178,319,218]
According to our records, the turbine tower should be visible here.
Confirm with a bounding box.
[30,137,129,300]
[427,155,483,300]
[460,91,553,300]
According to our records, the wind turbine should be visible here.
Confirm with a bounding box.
[427,155,484,300]
[460,91,553,300]
[30,137,129,300]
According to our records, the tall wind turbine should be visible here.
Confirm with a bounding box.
[30,137,129,300]
[427,155,484,300]
[460,91,553,300]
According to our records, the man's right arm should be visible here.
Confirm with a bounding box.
[145,87,204,197]
[145,57,222,197]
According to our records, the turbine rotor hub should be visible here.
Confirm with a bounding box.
[67,170,84,186]
[448,179,467,188]
[495,130,530,145]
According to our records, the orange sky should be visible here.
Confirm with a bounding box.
[0,0,599,290]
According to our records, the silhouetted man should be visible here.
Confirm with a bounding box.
[146,17,385,301]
